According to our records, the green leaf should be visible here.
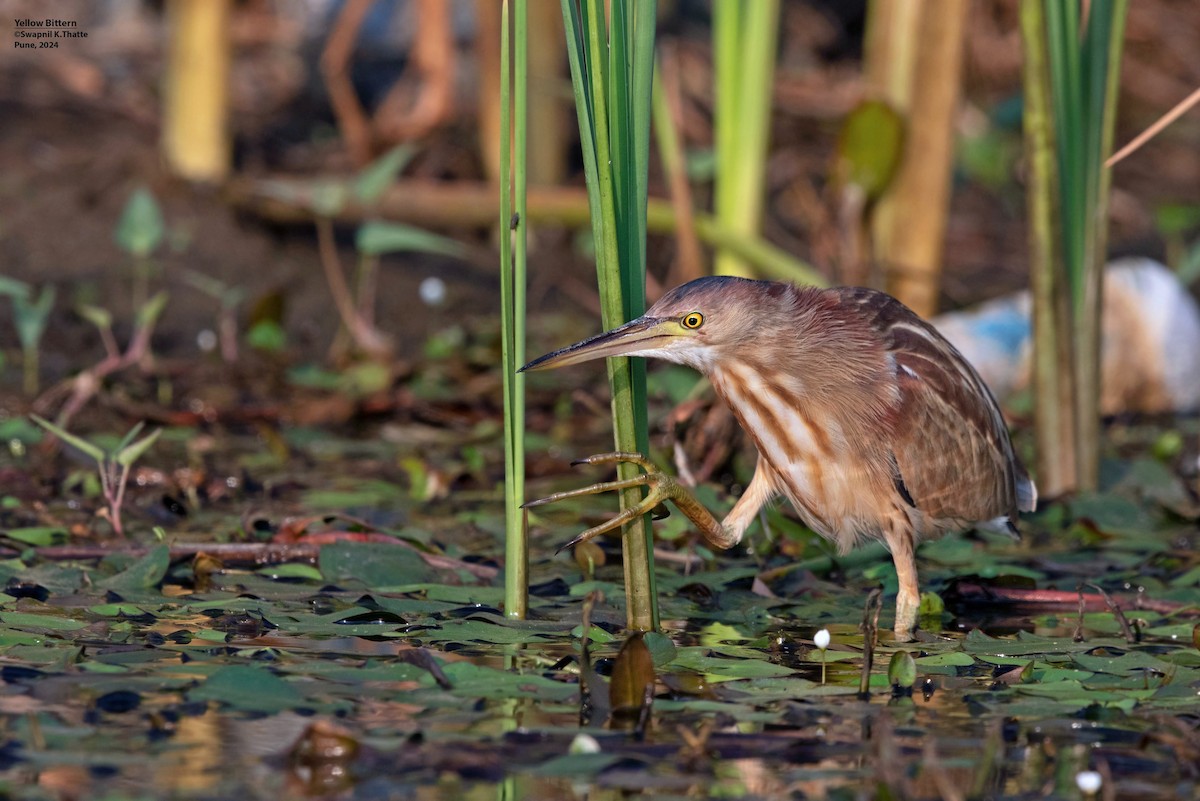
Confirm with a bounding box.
[76,304,113,332]
[532,752,623,777]
[29,415,105,462]
[835,100,905,199]
[115,421,146,454]
[100,544,170,591]
[115,187,165,257]
[643,631,678,667]
[311,181,348,217]
[246,319,287,351]
[670,649,796,680]
[2,527,67,547]
[353,143,418,203]
[187,665,305,712]
[136,291,169,329]
[256,563,323,581]
[318,541,439,588]
[355,221,466,258]
[0,610,87,631]
[915,651,975,668]
[1153,202,1200,236]
[437,661,578,701]
[0,276,30,298]
[115,427,162,468]
[11,286,55,351]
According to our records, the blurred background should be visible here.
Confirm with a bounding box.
[2,0,1197,365]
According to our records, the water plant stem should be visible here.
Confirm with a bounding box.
[500,0,529,620]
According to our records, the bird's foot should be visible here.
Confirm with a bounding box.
[523,451,734,552]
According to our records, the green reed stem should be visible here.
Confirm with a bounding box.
[500,0,529,619]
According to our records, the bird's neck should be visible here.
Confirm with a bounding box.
[708,323,899,453]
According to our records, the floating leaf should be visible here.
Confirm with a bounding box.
[532,752,623,777]
[318,541,439,588]
[0,610,87,631]
[257,563,323,581]
[643,631,678,667]
[995,661,1035,686]
[100,545,170,591]
[188,665,305,712]
[436,662,577,702]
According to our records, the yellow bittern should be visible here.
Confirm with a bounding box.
[522,277,1037,639]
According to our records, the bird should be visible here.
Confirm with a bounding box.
[521,276,1037,640]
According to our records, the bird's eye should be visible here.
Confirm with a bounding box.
[681,312,704,330]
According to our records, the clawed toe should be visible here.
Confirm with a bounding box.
[523,452,670,552]
[528,451,730,553]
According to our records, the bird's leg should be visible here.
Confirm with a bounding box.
[524,452,752,552]
[884,522,920,642]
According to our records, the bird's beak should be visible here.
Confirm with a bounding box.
[520,316,677,372]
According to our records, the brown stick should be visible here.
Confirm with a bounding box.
[226,176,828,287]
[35,309,161,429]
[1084,582,1139,643]
[859,587,882,699]
[658,45,705,287]
[315,216,393,360]
[3,538,496,581]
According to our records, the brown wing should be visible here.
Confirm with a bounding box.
[834,287,1025,526]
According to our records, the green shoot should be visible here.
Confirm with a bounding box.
[115,187,166,311]
[31,416,162,538]
[6,282,55,395]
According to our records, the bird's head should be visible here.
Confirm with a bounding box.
[521,276,788,373]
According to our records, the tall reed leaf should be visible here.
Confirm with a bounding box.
[713,0,780,278]
[561,0,658,631]
[1023,0,1128,494]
